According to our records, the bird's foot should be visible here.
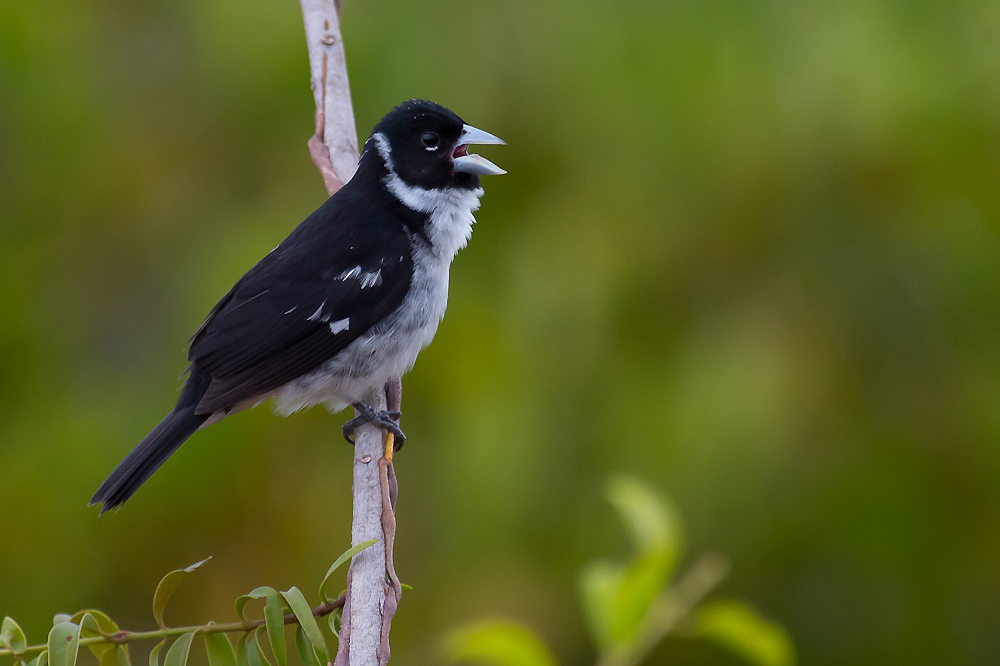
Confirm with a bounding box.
[342,402,405,448]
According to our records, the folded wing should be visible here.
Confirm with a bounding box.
[189,228,412,415]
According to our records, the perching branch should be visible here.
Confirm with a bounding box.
[297,3,402,665]
[332,385,401,666]
[335,388,388,666]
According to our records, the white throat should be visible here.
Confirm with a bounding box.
[372,133,483,260]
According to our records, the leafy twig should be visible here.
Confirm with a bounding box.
[596,554,730,666]
[0,597,345,658]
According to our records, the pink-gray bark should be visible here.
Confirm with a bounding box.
[298,3,400,664]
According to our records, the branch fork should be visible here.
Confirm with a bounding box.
[308,110,344,195]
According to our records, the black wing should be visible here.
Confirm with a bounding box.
[189,202,414,415]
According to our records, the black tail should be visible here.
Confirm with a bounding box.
[90,369,212,514]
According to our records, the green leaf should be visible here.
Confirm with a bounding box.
[153,558,212,629]
[293,628,322,666]
[98,643,119,666]
[318,540,376,603]
[46,622,80,666]
[234,587,285,666]
[578,476,686,654]
[578,560,623,651]
[75,614,100,637]
[327,612,340,639]
[280,588,326,661]
[204,633,236,666]
[26,651,48,666]
[163,632,197,666]
[148,641,166,666]
[611,551,672,644]
[444,621,558,666]
[693,601,795,666]
[72,612,117,666]
[99,644,121,666]
[52,616,71,627]
[1,617,28,655]
[116,646,131,666]
[234,636,249,666]
[580,553,672,650]
[245,629,272,666]
[606,475,682,563]
[69,610,118,634]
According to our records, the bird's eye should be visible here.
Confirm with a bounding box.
[421,132,440,149]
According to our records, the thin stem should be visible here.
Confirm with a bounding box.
[1,596,345,658]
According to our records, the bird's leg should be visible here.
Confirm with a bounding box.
[342,402,405,446]
[384,376,403,461]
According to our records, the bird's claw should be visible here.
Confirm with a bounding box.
[342,402,405,448]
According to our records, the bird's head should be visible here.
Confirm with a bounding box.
[365,99,506,193]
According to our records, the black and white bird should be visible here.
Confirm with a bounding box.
[90,99,505,513]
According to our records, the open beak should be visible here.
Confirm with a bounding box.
[452,124,507,176]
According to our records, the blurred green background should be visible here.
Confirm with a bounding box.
[2,0,999,663]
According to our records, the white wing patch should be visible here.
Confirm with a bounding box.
[307,301,327,322]
[337,265,383,289]
[307,302,348,333]
[359,269,382,288]
[338,266,362,281]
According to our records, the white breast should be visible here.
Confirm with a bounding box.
[272,148,483,415]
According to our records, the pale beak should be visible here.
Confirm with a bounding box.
[452,124,507,176]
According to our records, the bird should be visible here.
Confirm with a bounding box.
[89,99,506,513]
